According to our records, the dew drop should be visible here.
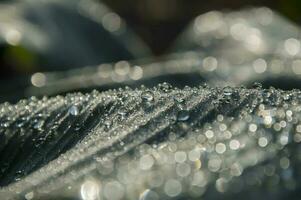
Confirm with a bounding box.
[164,179,182,197]
[252,82,262,89]
[118,108,127,119]
[229,139,240,150]
[68,105,79,116]
[205,130,214,139]
[158,82,172,93]
[216,178,227,193]
[258,137,268,147]
[223,87,233,96]
[177,110,190,122]
[104,121,112,131]
[139,154,154,170]
[174,151,187,163]
[141,91,154,102]
[34,120,44,130]
[215,143,226,154]
[104,181,124,200]
[2,122,9,128]
[24,191,34,200]
[176,163,191,177]
[81,180,100,200]
[174,93,185,103]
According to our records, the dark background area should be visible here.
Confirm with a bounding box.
[102,0,301,54]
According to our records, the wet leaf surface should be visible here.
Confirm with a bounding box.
[0,85,301,199]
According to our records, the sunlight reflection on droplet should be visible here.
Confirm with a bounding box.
[24,191,34,200]
[140,154,154,170]
[31,73,46,87]
[130,66,143,80]
[114,61,130,76]
[270,59,284,74]
[176,163,191,177]
[245,32,264,53]
[258,137,268,147]
[215,143,226,154]
[104,181,124,200]
[205,130,214,139]
[255,7,274,25]
[292,60,301,75]
[230,23,247,41]
[80,180,100,200]
[164,179,182,197]
[263,116,273,125]
[253,58,267,74]
[285,38,300,56]
[188,149,201,161]
[216,178,227,193]
[102,12,122,32]
[194,11,223,33]
[203,57,218,71]
[249,124,257,132]
[5,29,22,45]
[280,157,290,169]
[174,151,187,163]
[208,158,222,172]
[69,105,79,116]
[229,139,240,150]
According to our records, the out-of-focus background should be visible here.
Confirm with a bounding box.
[1,0,301,103]
[1,0,301,78]
[102,0,301,54]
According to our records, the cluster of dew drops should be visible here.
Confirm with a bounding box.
[9,83,300,200]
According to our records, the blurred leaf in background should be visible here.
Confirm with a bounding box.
[0,0,151,102]
[102,0,301,54]
[0,0,150,79]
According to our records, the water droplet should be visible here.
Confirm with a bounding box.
[215,143,226,154]
[252,82,262,89]
[174,151,187,163]
[174,93,185,103]
[69,105,79,116]
[223,87,233,96]
[2,122,9,128]
[139,154,154,170]
[158,82,172,93]
[164,179,182,197]
[177,110,190,122]
[205,130,214,139]
[258,137,268,147]
[229,139,240,150]
[34,119,44,130]
[216,178,228,193]
[249,124,257,132]
[104,121,112,131]
[141,91,154,102]
[81,180,100,200]
[176,163,191,177]
[25,191,34,200]
[104,181,124,200]
[280,157,290,169]
[118,108,127,119]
